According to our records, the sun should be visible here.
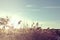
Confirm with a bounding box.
[9,16,22,29]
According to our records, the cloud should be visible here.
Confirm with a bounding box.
[26,5,32,8]
[42,6,60,8]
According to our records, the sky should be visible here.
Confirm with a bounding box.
[0,0,60,29]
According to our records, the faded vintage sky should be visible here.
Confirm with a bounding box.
[0,0,60,29]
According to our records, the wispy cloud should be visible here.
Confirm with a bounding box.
[26,5,32,8]
[42,6,60,8]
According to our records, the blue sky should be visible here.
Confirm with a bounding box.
[0,0,60,29]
